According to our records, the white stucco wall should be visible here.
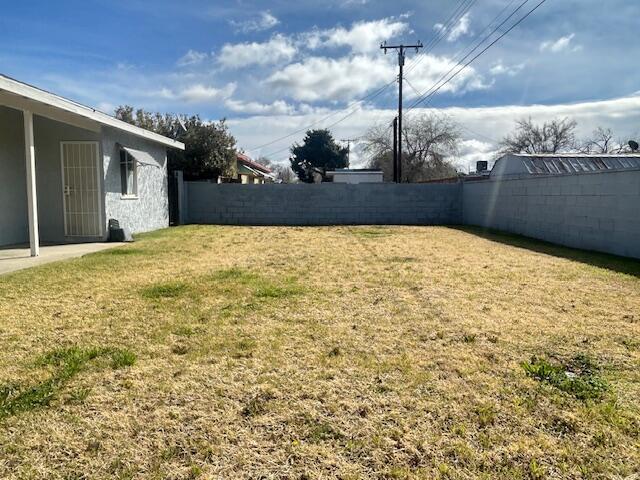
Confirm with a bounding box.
[101,126,169,235]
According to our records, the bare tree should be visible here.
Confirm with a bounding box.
[499,117,578,155]
[272,164,297,183]
[363,113,460,182]
[581,127,631,154]
[256,157,297,183]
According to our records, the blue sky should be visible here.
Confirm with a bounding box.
[2,0,640,168]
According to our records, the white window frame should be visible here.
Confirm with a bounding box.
[120,148,138,199]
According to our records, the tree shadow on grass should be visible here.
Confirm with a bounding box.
[454,226,640,279]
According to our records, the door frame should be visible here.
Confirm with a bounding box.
[60,141,103,238]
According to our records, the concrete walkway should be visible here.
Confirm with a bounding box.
[0,243,124,276]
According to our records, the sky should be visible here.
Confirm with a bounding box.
[1,0,640,170]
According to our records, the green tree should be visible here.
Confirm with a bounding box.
[114,106,237,181]
[289,129,348,183]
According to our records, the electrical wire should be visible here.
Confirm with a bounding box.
[248,0,476,156]
[407,0,547,112]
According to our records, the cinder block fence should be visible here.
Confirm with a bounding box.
[183,182,462,226]
[463,170,640,259]
[177,170,640,259]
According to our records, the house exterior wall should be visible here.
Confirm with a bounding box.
[33,115,101,243]
[101,127,169,235]
[0,108,101,246]
[0,106,28,246]
[184,182,462,225]
[463,170,640,259]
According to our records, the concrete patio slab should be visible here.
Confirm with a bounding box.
[0,243,124,276]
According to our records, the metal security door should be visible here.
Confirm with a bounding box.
[61,142,102,237]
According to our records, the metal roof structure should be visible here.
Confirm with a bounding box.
[491,153,640,178]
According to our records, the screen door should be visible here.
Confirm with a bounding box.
[61,142,102,237]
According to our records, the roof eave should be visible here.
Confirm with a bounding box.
[0,74,185,150]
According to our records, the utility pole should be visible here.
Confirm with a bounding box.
[381,41,423,183]
[341,138,357,166]
[392,117,398,183]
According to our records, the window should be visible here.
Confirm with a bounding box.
[120,149,137,197]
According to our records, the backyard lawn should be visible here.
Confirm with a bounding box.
[1,225,639,479]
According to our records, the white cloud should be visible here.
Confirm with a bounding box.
[435,12,472,42]
[456,139,498,172]
[540,33,582,53]
[178,83,237,103]
[177,49,208,67]
[218,34,296,69]
[230,11,279,33]
[313,18,410,53]
[227,94,640,169]
[265,51,487,104]
[225,99,296,116]
[404,54,488,99]
[489,61,525,77]
[266,55,394,102]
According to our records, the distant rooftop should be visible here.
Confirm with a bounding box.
[493,153,640,177]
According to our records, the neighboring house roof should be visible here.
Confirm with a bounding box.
[492,153,640,177]
[237,153,273,174]
[0,73,184,150]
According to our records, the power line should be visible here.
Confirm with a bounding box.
[247,1,475,157]
[408,0,547,112]
[351,0,546,165]
[248,79,396,153]
[260,83,395,159]
[404,0,479,77]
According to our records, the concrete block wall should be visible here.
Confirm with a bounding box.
[185,182,462,226]
[181,171,640,259]
[463,170,640,259]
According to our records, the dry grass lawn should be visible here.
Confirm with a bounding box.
[1,226,639,479]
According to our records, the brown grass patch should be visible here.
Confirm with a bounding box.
[0,225,639,478]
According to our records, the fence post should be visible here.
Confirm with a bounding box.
[176,171,187,225]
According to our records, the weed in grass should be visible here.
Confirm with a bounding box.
[618,337,640,351]
[328,346,342,357]
[461,333,477,344]
[241,391,275,417]
[141,281,190,300]
[0,346,135,420]
[110,349,137,369]
[389,256,419,263]
[521,355,609,401]
[475,403,497,428]
[529,459,546,479]
[232,338,256,359]
[306,420,344,443]
[172,344,190,356]
[187,465,203,479]
[254,284,300,299]
[209,267,259,284]
[173,326,196,337]
[66,387,92,405]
